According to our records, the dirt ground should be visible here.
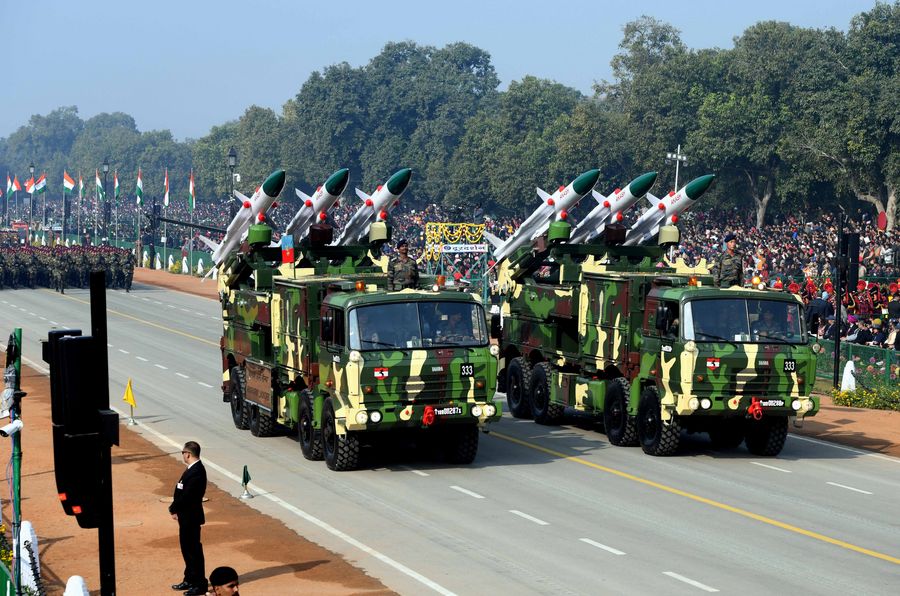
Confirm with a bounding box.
[3,267,899,595]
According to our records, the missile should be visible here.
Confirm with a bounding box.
[285,168,349,242]
[622,174,715,246]
[569,171,658,244]
[484,169,600,261]
[199,169,286,265]
[333,168,412,245]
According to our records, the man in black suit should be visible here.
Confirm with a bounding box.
[170,441,208,595]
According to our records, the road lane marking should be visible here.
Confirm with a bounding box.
[39,316,46,321]
[155,364,168,370]
[176,372,190,379]
[399,466,429,476]
[492,431,900,566]
[197,382,214,388]
[118,349,130,354]
[579,538,625,555]
[450,486,485,499]
[663,571,719,592]
[826,482,872,495]
[509,510,549,525]
[49,320,58,325]
[136,356,149,362]
[788,434,900,464]
[751,462,791,473]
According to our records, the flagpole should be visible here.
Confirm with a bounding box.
[77,175,81,245]
[115,195,119,247]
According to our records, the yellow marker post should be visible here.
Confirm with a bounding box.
[123,378,138,426]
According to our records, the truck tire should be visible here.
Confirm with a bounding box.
[249,405,275,437]
[603,377,638,446]
[506,357,533,419]
[230,366,250,430]
[708,418,745,449]
[299,393,323,460]
[637,386,681,456]
[531,362,564,425]
[323,398,360,471]
[444,426,479,464]
[745,417,788,456]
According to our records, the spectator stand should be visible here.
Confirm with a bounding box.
[424,222,490,302]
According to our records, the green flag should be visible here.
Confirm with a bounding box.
[242,465,251,486]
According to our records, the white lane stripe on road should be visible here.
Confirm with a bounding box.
[39,316,46,321]
[826,481,873,495]
[663,571,719,592]
[509,510,549,526]
[788,434,900,464]
[176,372,190,379]
[579,538,625,555]
[751,462,791,473]
[450,486,485,499]
[154,364,168,370]
[49,320,58,325]
[136,356,149,362]
[399,466,428,476]
[8,349,457,596]
[197,382,214,388]
[118,349,130,354]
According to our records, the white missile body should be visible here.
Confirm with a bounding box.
[623,174,715,246]
[333,168,412,246]
[569,171,658,244]
[285,168,349,242]
[199,169,286,266]
[484,169,600,261]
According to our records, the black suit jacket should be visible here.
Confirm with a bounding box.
[169,461,207,526]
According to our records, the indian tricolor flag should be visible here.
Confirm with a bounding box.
[78,173,84,199]
[34,173,47,194]
[13,175,22,193]
[95,169,104,201]
[188,169,195,211]
[114,171,120,200]
[164,168,170,207]
[63,171,76,192]
[136,168,143,206]
[24,176,35,194]
[5,174,12,197]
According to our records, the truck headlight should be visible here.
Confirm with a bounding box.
[349,350,361,363]
[688,397,699,410]
[490,345,500,357]
[471,405,483,417]
[370,411,382,423]
[700,398,712,410]
[355,411,369,424]
[791,399,801,411]
[484,404,496,416]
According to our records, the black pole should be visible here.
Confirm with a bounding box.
[149,199,158,270]
[833,213,844,389]
[90,271,117,595]
[103,171,109,243]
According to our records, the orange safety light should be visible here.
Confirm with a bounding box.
[436,275,446,287]
[364,386,374,394]
[355,280,366,292]
[688,276,698,286]
[72,505,83,514]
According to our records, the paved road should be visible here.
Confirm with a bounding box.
[2,284,898,595]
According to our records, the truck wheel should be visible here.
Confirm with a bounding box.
[604,377,637,446]
[444,426,479,464]
[637,386,681,456]
[745,417,788,456]
[506,357,533,419]
[531,362,564,425]
[708,419,745,449]
[249,405,275,437]
[299,394,323,460]
[230,367,249,430]
[323,398,360,471]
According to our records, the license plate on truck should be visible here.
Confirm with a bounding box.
[434,406,463,416]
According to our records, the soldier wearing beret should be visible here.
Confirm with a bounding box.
[387,238,419,290]
[715,232,744,288]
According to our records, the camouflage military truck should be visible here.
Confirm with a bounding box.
[220,223,500,470]
[494,222,818,456]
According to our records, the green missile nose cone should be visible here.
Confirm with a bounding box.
[628,171,658,198]
[262,169,286,197]
[386,168,412,195]
[683,174,716,200]
[324,168,350,196]
[572,169,601,195]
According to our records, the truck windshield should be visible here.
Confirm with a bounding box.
[683,298,805,344]
[349,301,488,350]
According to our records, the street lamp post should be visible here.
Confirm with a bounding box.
[227,146,238,220]
[102,159,110,244]
[28,162,35,241]
[665,144,688,191]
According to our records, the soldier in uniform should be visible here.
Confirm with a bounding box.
[124,248,135,292]
[714,232,744,288]
[387,238,419,290]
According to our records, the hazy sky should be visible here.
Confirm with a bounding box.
[2,0,879,141]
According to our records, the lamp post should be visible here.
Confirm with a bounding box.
[227,146,238,219]
[28,162,35,240]
[665,144,688,191]
[102,159,110,244]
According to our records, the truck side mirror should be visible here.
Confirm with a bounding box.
[490,312,502,339]
[655,305,669,332]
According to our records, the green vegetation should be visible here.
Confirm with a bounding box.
[1,4,897,228]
